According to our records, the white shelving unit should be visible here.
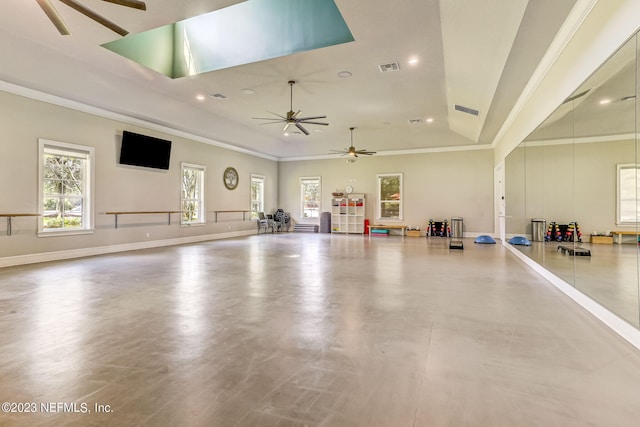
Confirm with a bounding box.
[331,193,365,234]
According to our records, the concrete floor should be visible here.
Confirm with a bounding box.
[1,233,640,426]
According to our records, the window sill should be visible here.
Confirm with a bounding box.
[38,229,95,238]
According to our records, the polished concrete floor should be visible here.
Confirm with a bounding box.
[2,233,640,426]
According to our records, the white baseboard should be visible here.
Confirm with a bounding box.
[0,230,256,268]
[504,242,640,351]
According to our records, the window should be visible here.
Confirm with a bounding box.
[182,163,206,225]
[250,174,265,219]
[617,163,639,225]
[300,177,321,219]
[38,139,94,235]
[377,173,403,221]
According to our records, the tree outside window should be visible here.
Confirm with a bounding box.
[250,174,265,219]
[617,164,639,225]
[300,177,321,218]
[377,173,403,221]
[39,139,94,234]
[182,163,206,224]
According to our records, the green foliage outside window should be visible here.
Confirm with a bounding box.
[42,154,84,229]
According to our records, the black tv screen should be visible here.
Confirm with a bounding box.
[119,131,172,170]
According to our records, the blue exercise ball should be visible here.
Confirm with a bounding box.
[474,235,496,244]
[509,236,531,246]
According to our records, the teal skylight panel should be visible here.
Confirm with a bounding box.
[102,0,354,79]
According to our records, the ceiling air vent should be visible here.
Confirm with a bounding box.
[408,119,422,124]
[616,95,636,103]
[378,62,400,73]
[562,89,590,104]
[208,93,227,99]
[454,104,479,116]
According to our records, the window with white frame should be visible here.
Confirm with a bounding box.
[250,174,265,219]
[38,139,94,235]
[617,163,639,225]
[377,173,403,221]
[181,163,206,225]
[300,177,321,219]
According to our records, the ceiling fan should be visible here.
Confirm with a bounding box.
[252,80,329,136]
[330,127,376,157]
[36,0,146,36]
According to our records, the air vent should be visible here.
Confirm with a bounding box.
[408,118,422,124]
[208,93,227,99]
[378,62,400,73]
[562,89,590,104]
[616,95,636,103]
[454,104,479,116]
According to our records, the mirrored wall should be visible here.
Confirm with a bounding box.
[505,32,640,328]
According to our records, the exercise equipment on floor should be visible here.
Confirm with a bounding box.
[475,235,496,244]
[427,219,450,237]
[509,236,531,246]
[558,245,591,256]
[545,221,582,242]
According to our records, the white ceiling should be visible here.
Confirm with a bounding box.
[0,0,578,160]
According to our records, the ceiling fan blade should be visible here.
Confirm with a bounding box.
[252,116,285,121]
[299,121,329,126]
[59,0,129,36]
[256,121,285,125]
[295,123,310,135]
[297,115,327,121]
[283,122,291,132]
[266,111,287,119]
[101,0,147,10]
[36,0,71,35]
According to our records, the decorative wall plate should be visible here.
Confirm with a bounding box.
[223,167,238,190]
[345,185,353,194]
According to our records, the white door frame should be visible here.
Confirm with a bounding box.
[494,162,505,243]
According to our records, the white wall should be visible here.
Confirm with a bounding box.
[0,90,278,262]
[278,149,495,234]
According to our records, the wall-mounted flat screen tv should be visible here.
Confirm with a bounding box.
[119,131,172,170]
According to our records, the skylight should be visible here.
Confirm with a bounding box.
[102,0,354,79]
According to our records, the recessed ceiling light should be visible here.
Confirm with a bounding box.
[337,70,352,78]
[408,57,419,65]
[284,132,289,136]
[242,88,255,95]
[599,99,611,105]
[426,117,434,123]
[196,94,205,101]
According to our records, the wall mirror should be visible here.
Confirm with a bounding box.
[505,32,640,328]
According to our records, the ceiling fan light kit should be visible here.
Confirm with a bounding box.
[252,81,329,136]
[330,127,376,158]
